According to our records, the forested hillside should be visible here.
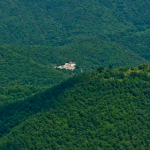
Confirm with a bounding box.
[0,0,150,61]
[0,46,69,87]
[0,65,150,149]
[1,1,150,149]
[0,85,46,106]
[4,39,149,73]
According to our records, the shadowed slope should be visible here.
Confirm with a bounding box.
[0,67,150,149]
[0,46,68,87]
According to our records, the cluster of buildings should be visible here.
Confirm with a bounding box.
[55,62,76,70]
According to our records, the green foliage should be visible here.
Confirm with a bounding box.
[0,0,150,62]
[0,85,45,106]
[119,67,129,72]
[1,0,150,148]
[138,64,149,70]
[0,66,150,149]
[4,39,149,74]
[112,31,150,61]
[97,66,104,73]
[0,46,69,87]
[109,64,113,69]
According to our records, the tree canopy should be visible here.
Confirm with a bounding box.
[0,66,150,149]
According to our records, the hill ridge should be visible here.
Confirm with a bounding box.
[0,66,150,149]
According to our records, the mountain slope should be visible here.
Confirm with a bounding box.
[5,39,149,73]
[2,39,149,87]
[0,0,132,45]
[0,46,68,87]
[0,0,150,61]
[0,85,46,107]
[112,30,150,61]
[0,66,150,149]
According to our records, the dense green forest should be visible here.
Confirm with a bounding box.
[4,39,149,72]
[0,65,150,149]
[0,0,150,61]
[1,39,149,87]
[0,85,46,106]
[1,0,150,149]
[0,46,70,87]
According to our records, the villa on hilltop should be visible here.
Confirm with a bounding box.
[55,62,76,70]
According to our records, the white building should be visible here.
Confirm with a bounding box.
[55,62,76,70]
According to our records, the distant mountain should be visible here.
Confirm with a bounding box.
[0,65,150,149]
[111,29,150,61]
[0,0,150,61]
[0,46,68,87]
[5,39,149,74]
